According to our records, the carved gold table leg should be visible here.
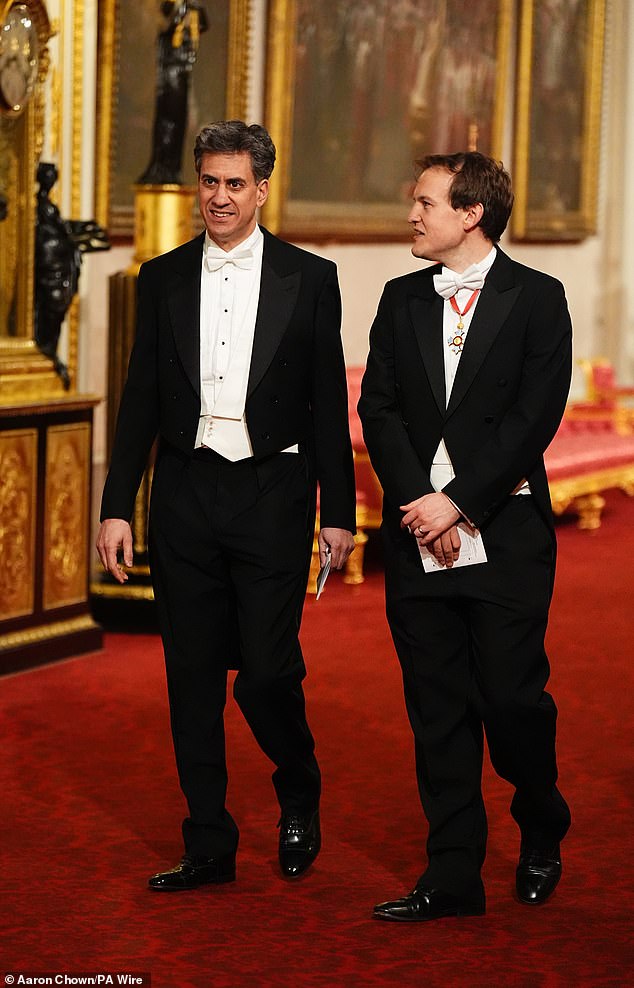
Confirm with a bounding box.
[307,534,320,595]
[343,529,369,585]
[574,493,605,530]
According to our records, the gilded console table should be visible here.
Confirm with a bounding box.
[0,396,103,673]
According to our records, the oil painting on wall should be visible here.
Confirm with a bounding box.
[264,0,511,240]
[512,0,605,241]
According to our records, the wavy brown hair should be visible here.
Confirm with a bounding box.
[415,152,514,243]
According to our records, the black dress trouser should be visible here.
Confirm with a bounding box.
[383,495,571,902]
[148,444,320,857]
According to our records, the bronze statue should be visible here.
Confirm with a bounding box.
[138,1,209,185]
[34,162,110,388]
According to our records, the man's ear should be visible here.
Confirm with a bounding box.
[256,179,270,208]
[464,202,484,232]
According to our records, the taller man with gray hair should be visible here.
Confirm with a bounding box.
[97,121,355,890]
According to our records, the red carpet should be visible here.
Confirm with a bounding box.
[2,490,633,987]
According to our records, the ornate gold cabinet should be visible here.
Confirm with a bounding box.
[0,2,102,670]
[0,397,102,672]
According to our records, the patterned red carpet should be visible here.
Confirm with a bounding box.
[2,491,633,987]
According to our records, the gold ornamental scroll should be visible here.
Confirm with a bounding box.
[43,420,91,610]
[0,427,37,619]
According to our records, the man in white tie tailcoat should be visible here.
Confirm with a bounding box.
[97,121,356,890]
[359,152,571,921]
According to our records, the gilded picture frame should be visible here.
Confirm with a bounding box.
[95,0,251,237]
[263,0,512,241]
[512,0,606,242]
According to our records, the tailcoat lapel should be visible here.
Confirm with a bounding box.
[408,274,446,414]
[446,249,521,417]
[247,230,301,396]
[407,250,522,420]
[167,233,205,397]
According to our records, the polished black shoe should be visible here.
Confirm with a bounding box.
[373,887,485,922]
[516,844,562,904]
[148,853,236,891]
[278,810,321,877]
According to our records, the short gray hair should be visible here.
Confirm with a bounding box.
[194,121,276,182]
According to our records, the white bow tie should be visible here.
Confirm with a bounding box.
[204,244,254,272]
[433,264,485,299]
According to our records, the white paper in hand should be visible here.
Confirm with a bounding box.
[315,549,331,600]
[418,522,488,573]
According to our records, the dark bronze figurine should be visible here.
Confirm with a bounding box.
[34,162,110,388]
[138,1,209,185]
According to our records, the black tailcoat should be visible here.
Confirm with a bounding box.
[100,227,356,858]
[358,248,572,898]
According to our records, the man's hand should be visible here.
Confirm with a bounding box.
[400,492,460,543]
[417,525,462,568]
[96,518,133,584]
[318,527,355,569]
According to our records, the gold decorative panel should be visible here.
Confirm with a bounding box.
[43,421,90,609]
[0,428,37,619]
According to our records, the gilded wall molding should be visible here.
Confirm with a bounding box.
[262,0,295,236]
[0,0,60,401]
[67,0,86,388]
[70,0,83,218]
[94,0,117,229]
[226,0,250,120]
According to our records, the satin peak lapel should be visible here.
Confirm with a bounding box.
[247,257,300,395]
[167,237,204,397]
[408,288,446,414]
[446,260,521,418]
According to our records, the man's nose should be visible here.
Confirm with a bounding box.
[211,182,230,203]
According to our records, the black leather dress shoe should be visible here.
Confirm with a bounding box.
[516,844,561,904]
[278,810,321,877]
[148,853,236,891]
[373,887,485,922]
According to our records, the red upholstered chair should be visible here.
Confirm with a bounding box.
[571,358,634,435]
[344,362,634,537]
[324,365,634,539]
[545,413,634,529]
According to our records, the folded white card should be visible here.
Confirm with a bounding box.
[315,550,331,599]
[418,522,488,573]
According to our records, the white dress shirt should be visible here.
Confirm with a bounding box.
[431,247,530,498]
[195,224,263,459]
